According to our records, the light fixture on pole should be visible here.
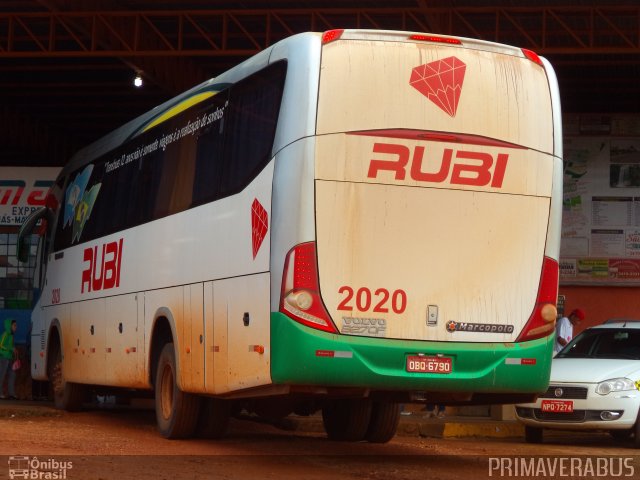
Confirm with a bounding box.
[133,72,143,88]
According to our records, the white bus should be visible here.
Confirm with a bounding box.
[19,29,562,442]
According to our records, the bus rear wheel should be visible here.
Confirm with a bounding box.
[197,398,231,439]
[365,401,400,443]
[154,343,200,439]
[322,398,372,441]
[48,342,85,411]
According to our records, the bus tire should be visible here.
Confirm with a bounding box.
[524,425,543,444]
[365,401,400,443]
[155,343,200,439]
[48,342,85,412]
[322,399,372,441]
[197,398,231,439]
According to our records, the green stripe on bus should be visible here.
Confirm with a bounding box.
[270,312,553,393]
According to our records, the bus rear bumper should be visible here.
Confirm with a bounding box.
[270,313,553,401]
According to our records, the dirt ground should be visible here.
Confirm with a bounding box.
[1,402,639,480]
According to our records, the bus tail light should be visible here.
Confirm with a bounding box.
[516,257,559,342]
[280,242,337,333]
[522,48,544,67]
[409,34,462,45]
[322,29,344,44]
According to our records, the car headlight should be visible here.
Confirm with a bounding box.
[595,377,635,395]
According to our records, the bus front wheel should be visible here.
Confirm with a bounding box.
[154,343,200,439]
[48,343,85,411]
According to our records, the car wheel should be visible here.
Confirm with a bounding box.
[634,415,640,449]
[524,425,543,443]
[610,429,633,441]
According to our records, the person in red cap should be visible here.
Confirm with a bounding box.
[554,308,585,355]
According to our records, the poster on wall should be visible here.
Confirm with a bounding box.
[561,114,640,285]
[0,167,60,226]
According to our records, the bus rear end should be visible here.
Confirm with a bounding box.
[272,30,561,406]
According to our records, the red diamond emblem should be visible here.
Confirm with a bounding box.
[251,198,268,259]
[409,56,466,117]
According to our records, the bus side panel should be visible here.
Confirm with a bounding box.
[186,283,206,392]
[204,280,228,394]
[220,272,271,392]
[143,284,208,393]
[68,298,105,384]
[32,304,69,381]
[104,293,145,388]
[203,274,273,396]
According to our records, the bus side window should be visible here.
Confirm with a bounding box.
[192,90,228,207]
[218,61,286,198]
[153,131,196,217]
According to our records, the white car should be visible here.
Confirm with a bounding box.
[516,320,640,447]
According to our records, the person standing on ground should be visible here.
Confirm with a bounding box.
[554,308,585,355]
[0,319,18,400]
[423,404,445,418]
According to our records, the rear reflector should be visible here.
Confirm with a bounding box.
[505,358,537,365]
[316,350,353,358]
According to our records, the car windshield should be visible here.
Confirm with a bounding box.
[556,328,640,360]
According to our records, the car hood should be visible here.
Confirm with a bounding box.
[550,358,640,383]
